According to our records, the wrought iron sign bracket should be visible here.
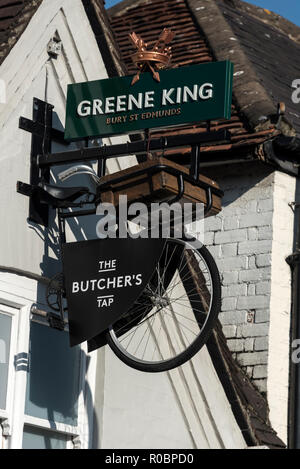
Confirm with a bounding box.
[190,145,201,181]
[18,98,231,227]
[18,98,67,226]
[39,129,231,167]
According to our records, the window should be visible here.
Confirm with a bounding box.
[0,306,18,418]
[22,320,83,449]
[0,295,95,450]
[0,312,12,412]
[22,425,69,449]
[0,305,18,450]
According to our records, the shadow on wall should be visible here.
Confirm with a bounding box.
[203,160,275,208]
[25,321,99,448]
[23,112,102,448]
[27,112,102,280]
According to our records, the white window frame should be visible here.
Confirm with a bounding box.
[0,304,19,449]
[0,283,96,450]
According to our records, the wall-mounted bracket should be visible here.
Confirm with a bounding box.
[72,435,82,449]
[18,98,231,227]
[47,37,62,59]
[18,98,65,227]
[0,419,11,437]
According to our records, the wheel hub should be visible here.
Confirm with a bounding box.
[150,295,169,308]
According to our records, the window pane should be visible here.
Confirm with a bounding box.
[0,313,12,410]
[22,425,68,449]
[25,323,81,426]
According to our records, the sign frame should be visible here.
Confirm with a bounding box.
[65,61,234,141]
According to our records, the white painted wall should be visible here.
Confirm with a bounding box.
[0,0,135,277]
[0,0,247,450]
[267,171,294,443]
[96,344,246,449]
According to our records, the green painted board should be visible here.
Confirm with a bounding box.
[65,61,234,141]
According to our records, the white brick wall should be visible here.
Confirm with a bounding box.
[204,164,275,393]
[204,163,294,443]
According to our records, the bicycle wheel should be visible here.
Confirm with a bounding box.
[106,237,221,372]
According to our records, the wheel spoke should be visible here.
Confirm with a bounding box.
[133,317,153,356]
[166,306,204,324]
[142,315,156,360]
[108,239,219,371]
[163,311,198,337]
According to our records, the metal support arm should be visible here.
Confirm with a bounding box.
[18,98,231,226]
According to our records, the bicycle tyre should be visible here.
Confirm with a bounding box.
[106,238,221,373]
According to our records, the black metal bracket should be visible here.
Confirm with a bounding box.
[47,313,65,331]
[96,163,224,197]
[19,98,57,226]
[286,253,300,267]
[19,116,65,143]
[39,128,231,168]
[190,145,201,181]
[18,98,108,226]
[18,98,231,227]
[18,98,75,226]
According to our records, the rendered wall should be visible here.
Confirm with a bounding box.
[95,344,246,449]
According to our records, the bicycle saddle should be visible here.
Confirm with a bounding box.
[38,182,90,202]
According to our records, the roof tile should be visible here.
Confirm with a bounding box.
[109,0,278,158]
[0,0,42,65]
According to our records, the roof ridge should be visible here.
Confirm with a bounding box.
[223,0,300,45]
[107,0,151,17]
[82,0,127,77]
[186,0,283,133]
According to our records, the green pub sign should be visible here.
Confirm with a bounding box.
[65,61,233,141]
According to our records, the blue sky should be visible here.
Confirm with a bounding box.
[104,0,300,27]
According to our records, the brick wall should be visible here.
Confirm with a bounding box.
[204,163,275,393]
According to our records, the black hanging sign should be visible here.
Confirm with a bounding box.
[62,238,166,347]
